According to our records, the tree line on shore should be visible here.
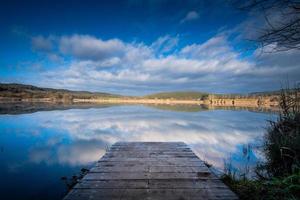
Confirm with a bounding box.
[0,83,293,103]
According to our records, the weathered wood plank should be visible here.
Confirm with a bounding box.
[99,157,204,162]
[74,179,229,189]
[83,172,217,180]
[96,160,206,167]
[63,142,238,200]
[149,166,209,173]
[74,180,149,189]
[89,165,209,173]
[64,188,237,200]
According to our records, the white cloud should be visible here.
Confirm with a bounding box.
[31,35,54,52]
[59,35,127,61]
[27,33,300,95]
[181,36,232,59]
[180,11,199,24]
[151,35,179,54]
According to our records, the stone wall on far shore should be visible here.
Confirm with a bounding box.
[204,97,279,108]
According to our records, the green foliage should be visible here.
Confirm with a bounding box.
[221,172,300,200]
[2,83,294,102]
[263,88,300,177]
[0,83,121,100]
[222,87,300,200]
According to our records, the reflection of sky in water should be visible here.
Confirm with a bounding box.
[0,105,275,200]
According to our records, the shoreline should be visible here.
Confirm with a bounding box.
[0,98,280,114]
[73,98,204,105]
[0,97,279,108]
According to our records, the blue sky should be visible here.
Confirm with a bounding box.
[1,0,299,95]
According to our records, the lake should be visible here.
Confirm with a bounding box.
[0,104,276,200]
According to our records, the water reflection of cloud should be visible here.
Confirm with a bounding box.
[26,106,272,170]
[29,139,107,166]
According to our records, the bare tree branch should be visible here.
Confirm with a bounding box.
[233,0,300,51]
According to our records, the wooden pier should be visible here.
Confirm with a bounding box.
[64,142,237,200]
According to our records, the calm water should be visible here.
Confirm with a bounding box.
[0,104,276,200]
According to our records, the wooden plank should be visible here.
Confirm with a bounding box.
[74,180,149,189]
[99,157,204,162]
[74,179,229,189]
[89,165,209,173]
[64,188,237,200]
[83,172,149,180]
[148,179,230,189]
[83,172,217,180]
[149,166,210,173]
[103,151,197,157]
[96,160,206,167]
[64,142,238,200]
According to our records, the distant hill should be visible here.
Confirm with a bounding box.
[0,83,121,101]
[249,90,287,96]
[144,91,209,100]
[1,83,295,103]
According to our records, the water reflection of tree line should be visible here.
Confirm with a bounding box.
[0,102,117,115]
[0,102,279,115]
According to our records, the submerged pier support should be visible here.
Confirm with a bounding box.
[64,142,237,200]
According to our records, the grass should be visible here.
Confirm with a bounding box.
[221,87,300,200]
[221,172,300,200]
[261,87,300,177]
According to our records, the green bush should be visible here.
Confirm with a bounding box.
[222,87,300,200]
[221,172,300,200]
[263,88,300,177]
